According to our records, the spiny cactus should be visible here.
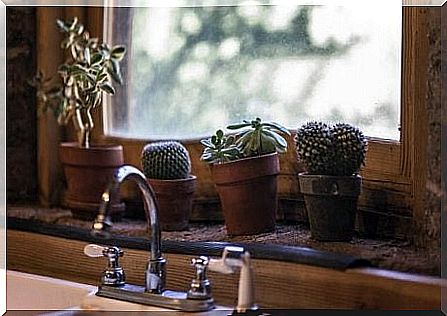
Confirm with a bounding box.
[295,122,367,176]
[331,123,368,176]
[295,122,334,174]
[141,141,191,180]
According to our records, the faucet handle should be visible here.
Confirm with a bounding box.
[191,256,209,269]
[187,256,212,300]
[84,244,126,286]
[84,244,107,258]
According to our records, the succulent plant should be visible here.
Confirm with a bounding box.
[200,130,241,164]
[201,118,291,165]
[141,141,191,180]
[30,17,126,148]
[295,121,368,176]
[227,117,291,157]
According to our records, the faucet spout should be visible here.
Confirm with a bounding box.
[92,165,166,293]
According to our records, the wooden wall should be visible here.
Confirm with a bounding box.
[416,8,442,252]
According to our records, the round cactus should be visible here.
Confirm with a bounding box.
[331,123,368,176]
[295,122,334,175]
[295,122,367,176]
[141,141,191,180]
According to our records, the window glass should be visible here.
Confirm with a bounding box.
[104,2,402,140]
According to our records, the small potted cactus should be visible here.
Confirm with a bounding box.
[201,118,290,236]
[295,122,368,241]
[141,141,196,231]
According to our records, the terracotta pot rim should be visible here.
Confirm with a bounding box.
[147,175,197,183]
[60,142,123,152]
[211,152,280,185]
[212,152,278,168]
[298,172,361,197]
[60,142,124,167]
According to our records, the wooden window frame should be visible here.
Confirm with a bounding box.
[37,6,433,240]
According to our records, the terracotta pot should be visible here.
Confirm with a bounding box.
[298,173,362,241]
[59,142,125,220]
[148,176,197,231]
[211,152,280,236]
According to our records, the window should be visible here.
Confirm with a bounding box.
[104,2,402,141]
[35,6,433,240]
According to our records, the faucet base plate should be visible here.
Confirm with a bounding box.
[96,284,215,312]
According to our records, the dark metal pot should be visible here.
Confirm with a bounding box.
[298,172,362,241]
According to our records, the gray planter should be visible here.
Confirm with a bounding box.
[298,173,362,241]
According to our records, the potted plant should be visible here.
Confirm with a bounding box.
[141,141,196,231]
[31,17,127,219]
[201,118,290,236]
[295,122,368,241]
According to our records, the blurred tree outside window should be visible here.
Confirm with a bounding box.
[104,3,402,140]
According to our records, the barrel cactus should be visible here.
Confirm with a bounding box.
[331,123,368,176]
[295,122,367,176]
[141,141,191,180]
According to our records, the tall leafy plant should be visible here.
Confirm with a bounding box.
[30,17,126,148]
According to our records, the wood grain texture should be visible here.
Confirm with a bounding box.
[36,7,65,206]
[7,230,444,310]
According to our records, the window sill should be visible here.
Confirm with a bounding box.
[7,204,439,277]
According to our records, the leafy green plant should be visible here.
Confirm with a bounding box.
[29,17,126,148]
[227,117,290,157]
[295,121,368,176]
[201,118,290,164]
[200,130,240,164]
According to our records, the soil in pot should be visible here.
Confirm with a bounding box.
[148,175,197,231]
[298,173,361,241]
[211,152,280,236]
[59,142,125,220]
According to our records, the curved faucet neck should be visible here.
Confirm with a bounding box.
[94,165,162,261]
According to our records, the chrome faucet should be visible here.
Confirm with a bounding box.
[92,165,165,293]
[88,165,215,311]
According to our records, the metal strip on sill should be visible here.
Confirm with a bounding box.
[7,217,373,270]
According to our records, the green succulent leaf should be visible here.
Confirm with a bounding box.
[200,138,213,148]
[111,45,126,61]
[262,129,287,149]
[56,19,69,32]
[262,122,291,135]
[68,17,78,31]
[216,129,224,138]
[99,82,115,95]
[227,122,251,130]
[91,53,103,65]
[68,64,87,76]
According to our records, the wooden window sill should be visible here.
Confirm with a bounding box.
[7,204,440,277]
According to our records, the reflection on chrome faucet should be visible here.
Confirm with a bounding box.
[89,165,215,312]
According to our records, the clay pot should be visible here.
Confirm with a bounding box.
[148,176,197,231]
[298,173,362,241]
[59,142,125,220]
[211,152,280,236]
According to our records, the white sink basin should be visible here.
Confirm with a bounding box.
[7,270,95,310]
[7,271,230,314]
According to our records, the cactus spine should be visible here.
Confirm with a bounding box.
[141,141,191,180]
[295,122,367,176]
